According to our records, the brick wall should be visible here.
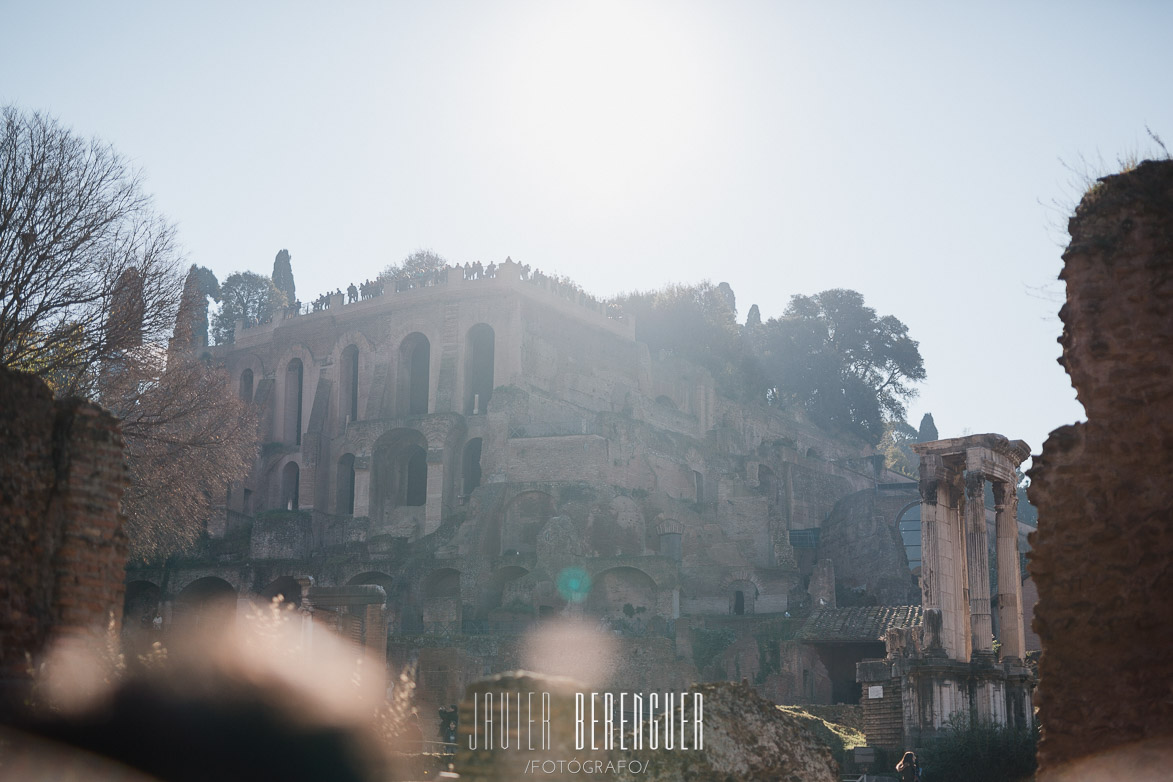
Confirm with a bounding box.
[857,661,902,752]
[1028,160,1173,771]
[0,368,128,713]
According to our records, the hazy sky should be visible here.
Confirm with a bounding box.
[4,1,1171,461]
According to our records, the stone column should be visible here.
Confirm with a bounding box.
[993,481,1026,662]
[919,455,958,659]
[964,469,993,655]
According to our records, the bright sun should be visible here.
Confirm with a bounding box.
[502,3,715,206]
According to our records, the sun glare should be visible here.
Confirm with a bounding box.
[503,3,712,206]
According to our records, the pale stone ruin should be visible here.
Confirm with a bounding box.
[857,434,1034,747]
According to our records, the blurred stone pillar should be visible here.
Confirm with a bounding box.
[963,470,993,655]
[993,480,1025,662]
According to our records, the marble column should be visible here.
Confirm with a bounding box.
[964,469,993,654]
[994,481,1026,662]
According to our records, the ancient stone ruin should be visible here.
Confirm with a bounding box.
[0,367,129,713]
[857,433,1035,749]
[1029,159,1173,777]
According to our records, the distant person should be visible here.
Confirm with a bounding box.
[896,750,921,782]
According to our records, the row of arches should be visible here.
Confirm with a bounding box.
[127,561,672,636]
[239,325,497,446]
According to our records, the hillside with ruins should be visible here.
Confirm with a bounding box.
[121,255,958,724]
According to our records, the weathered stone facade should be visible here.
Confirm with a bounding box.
[1029,159,1173,774]
[130,259,926,723]
[856,434,1035,751]
[0,367,129,713]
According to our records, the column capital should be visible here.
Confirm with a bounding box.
[964,469,985,498]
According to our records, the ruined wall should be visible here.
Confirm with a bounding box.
[1028,160,1173,771]
[0,368,128,712]
[818,488,919,606]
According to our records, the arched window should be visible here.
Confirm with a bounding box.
[897,503,922,573]
[463,438,483,496]
[337,453,356,515]
[281,462,300,510]
[340,344,359,423]
[464,324,495,415]
[371,429,429,518]
[397,333,430,416]
[405,446,427,506]
[240,368,254,403]
[285,359,304,445]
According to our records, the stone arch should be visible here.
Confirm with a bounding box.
[397,332,430,416]
[656,518,683,561]
[464,323,495,415]
[284,358,305,445]
[721,569,762,616]
[655,394,678,411]
[175,576,237,630]
[896,501,922,575]
[371,429,428,532]
[259,575,303,607]
[239,368,254,403]
[501,491,554,555]
[123,580,161,631]
[586,566,657,621]
[348,571,394,594]
[337,453,356,515]
[280,461,300,510]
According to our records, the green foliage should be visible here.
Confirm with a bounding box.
[612,281,765,402]
[775,705,866,768]
[918,412,938,442]
[212,271,287,344]
[879,418,919,477]
[760,289,925,444]
[380,248,448,282]
[919,718,1038,782]
[271,249,296,305]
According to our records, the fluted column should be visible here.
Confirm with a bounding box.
[964,469,993,655]
[994,481,1026,662]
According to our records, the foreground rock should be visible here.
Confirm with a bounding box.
[616,681,838,782]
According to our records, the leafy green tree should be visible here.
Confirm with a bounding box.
[379,248,448,283]
[271,248,295,306]
[760,289,925,443]
[918,412,939,442]
[171,265,219,351]
[879,418,919,477]
[212,272,286,345]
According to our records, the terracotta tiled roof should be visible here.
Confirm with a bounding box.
[796,605,923,643]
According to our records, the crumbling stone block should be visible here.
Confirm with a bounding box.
[1029,159,1173,772]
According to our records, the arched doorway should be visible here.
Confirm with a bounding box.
[281,462,300,510]
[175,577,237,632]
[397,333,430,416]
[284,358,303,445]
[464,324,494,415]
